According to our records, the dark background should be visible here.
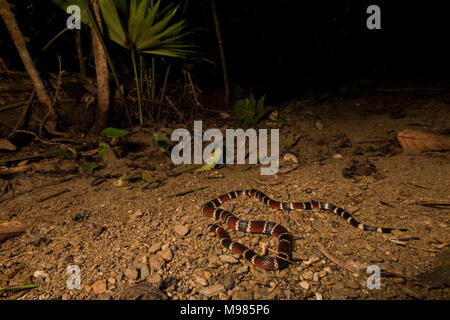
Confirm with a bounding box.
[1,0,450,103]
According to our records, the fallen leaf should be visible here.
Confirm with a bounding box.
[397,129,450,152]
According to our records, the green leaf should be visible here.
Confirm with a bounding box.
[100,127,130,138]
[153,131,171,153]
[315,121,324,131]
[232,93,266,127]
[196,148,221,172]
[80,162,98,173]
[173,163,198,174]
[99,0,127,47]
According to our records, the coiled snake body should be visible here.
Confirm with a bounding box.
[202,189,407,271]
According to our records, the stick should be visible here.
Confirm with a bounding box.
[36,188,70,203]
[8,89,35,137]
[170,186,209,197]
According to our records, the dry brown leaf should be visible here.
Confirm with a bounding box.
[0,138,16,151]
[0,220,27,242]
[397,129,450,152]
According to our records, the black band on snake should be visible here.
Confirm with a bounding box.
[201,189,407,271]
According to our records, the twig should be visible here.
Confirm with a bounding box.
[389,239,439,252]
[316,242,413,280]
[36,188,70,203]
[414,200,450,209]
[8,89,35,137]
[15,130,62,145]
[316,242,365,274]
[170,186,209,197]
[39,56,63,136]
[186,71,202,109]
[0,143,93,165]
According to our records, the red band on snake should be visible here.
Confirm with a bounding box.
[202,189,407,271]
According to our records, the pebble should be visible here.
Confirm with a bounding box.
[148,242,162,254]
[195,277,208,286]
[293,252,309,261]
[199,284,226,297]
[148,274,162,287]
[129,209,144,220]
[236,265,249,274]
[33,271,49,283]
[341,247,353,256]
[315,292,323,300]
[124,268,139,280]
[232,290,254,300]
[302,270,314,280]
[346,279,360,290]
[92,279,107,294]
[149,254,165,272]
[303,256,320,266]
[173,225,190,237]
[219,255,239,265]
[313,272,319,282]
[61,293,70,300]
[159,247,173,261]
[299,281,309,290]
[140,264,150,279]
[222,274,238,290]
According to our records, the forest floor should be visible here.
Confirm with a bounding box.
[0,87,449,300]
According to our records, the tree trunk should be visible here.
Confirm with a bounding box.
[0,0,58,127]
[90,0,109,133]
[76,28,86,78]
[210,0,230,107]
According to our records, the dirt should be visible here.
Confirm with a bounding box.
[0,90,449,300]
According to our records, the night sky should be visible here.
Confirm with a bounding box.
[1,0,450,102]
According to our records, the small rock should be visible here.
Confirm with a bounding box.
[61,293,70,300]
[147,274,162,288]
[236,265,249,274]
[346,278,360,290]
[124,268,139,280]
[149,254,165,272]
[173,225,190,237]
[315,292,323,300]
[299,281,309,290]
[302,270,314,280]
[219,255,239,264]
[108,277,117,285]
[313,272,319,282]
[118,284,167,300]
[232,290,254,300]
[223,274,238,290]
[148,242,162,254]
[195,277,208,286]
[159,247,173,261]
[140,264,150,279]
[92,279,107,294]
[341,247,353,256]
[199,284,226,297]
[293,252,309,261]
[129,209,144,220]
[33,270,49,282]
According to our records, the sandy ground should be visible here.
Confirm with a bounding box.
[0,90,449,300]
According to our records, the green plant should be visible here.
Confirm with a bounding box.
[100,127,130,138]
[232,93,266,127]
[153,131,170,154]
[99,0,194,124]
